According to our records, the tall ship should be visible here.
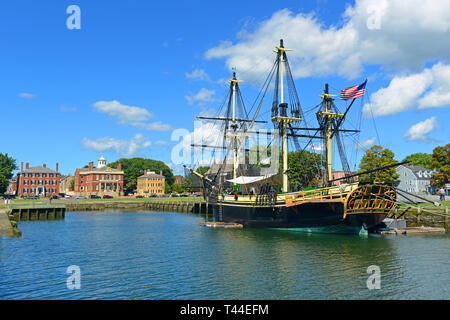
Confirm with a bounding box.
[185,39,398,234]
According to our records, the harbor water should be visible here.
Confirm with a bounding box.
[1,211,449,299]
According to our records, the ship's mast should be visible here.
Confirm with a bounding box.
[228,72,243,180]
[272,40,302,193]
[317,84,343,185]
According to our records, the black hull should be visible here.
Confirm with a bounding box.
[213,201,386,234]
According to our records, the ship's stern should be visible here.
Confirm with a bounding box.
[343,184,396,230]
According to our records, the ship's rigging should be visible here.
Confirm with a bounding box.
[190,39,374,192]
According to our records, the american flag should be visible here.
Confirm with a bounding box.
[340,80,367,100]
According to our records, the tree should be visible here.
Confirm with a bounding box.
[0,153,17,193]
[172,183,183,194]
[196,166,210,176]
[430,143,450,188]
[181,177,192,193]
[287,150,323,188]
[108,158,174,194]
[402,153,432,169]
[358,145,399,184]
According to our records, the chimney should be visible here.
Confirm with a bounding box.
[26,162,29,169]
[89,162,94,171]
[118,163,122,171]
[56,162,59,172]
[21,162,23,171]
[43,163,46,168]
[160,170,163,176]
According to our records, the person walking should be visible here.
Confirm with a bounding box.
[439,187,445,201]
[249,186,255,200]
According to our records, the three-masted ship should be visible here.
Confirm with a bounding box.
[185,40,397,234]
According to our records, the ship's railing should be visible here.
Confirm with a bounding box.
[285,183,358,207]
[343,184,396,218]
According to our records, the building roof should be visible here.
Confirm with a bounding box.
[78,167,123,174]
[398,165,432,180]
[22,166,59,174]
[138,172,165,179]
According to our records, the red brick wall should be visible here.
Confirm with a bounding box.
[18,172,60,196]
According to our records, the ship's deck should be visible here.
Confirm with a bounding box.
[218,183,359,206]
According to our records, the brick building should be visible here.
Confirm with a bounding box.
[74,157,124,197]
[174,175,183,184]
[137,170,165,196]
[332,170,357,186]
[15,162,60,197]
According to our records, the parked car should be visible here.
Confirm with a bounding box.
[103,195,113,199]
[90,195,101,199]
[135,195,144,198]
[65,194,72,198]
[24,195,39,200]
[59,193,66,198]
[190,194,199,197]
[75,196,86,199]
[50,195,59,200]
[180,194,188,197]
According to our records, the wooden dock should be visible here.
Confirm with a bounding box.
[377,226,446,235]
[199,221,243,229]
[7,203,66,221]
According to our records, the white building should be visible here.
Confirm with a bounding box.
[395,165,434,193]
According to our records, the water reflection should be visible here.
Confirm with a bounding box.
[1,211,449,299]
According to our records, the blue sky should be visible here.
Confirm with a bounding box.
[1,0,449,175]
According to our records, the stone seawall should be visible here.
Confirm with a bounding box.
[65,201,211,214]
[390,206,449,230]
[404,213,449,229]
[0,208,21,237]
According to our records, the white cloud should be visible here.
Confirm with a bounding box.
[81,134,151,156]
[93,100,153,127]
[185,88,218,105]
[205,1,450,81]
[154,140,170,146]
[186,69,210,81]
[404,117,438,142]
[307,142,325,152]
[355,137,376,150]
[364,62,450,117]
[19,93,35,99]
[93,100,172,131]
[145,122,173,131]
